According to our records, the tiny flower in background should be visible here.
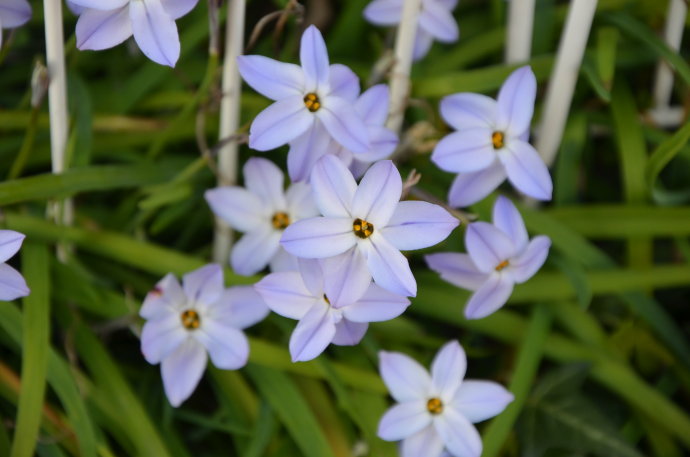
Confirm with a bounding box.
[205,157,319,275]
[238,25,370,154]
[140,264,268,407]
[432,66,553,206]
[0,0,31,47]
[0,230,29,301]
[378,341,513,457]
[281,156,459,298]
[255,259,410,362]
[70,0,199,67]
[364,0,459,61]
[426,196,550,319]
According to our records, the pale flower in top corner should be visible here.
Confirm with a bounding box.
[0,0,31,47]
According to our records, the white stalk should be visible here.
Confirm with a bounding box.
[213,0,246,264]
[651,0,687,114]
[386,0,423,133]
[536,0,597,167]
[505,0,536,63]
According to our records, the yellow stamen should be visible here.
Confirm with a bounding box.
[353,218,374,239]
[304,93,321,112]
[180,309,201,330]
[427,398,444,415]
[492,131,505,149]
[323,294,331,305]
[272,212,291,230]
[495,260,510,271]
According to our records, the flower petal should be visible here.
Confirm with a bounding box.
[425,253,488,291]
[447,160,506,208]
[318,96,370,153]
[281,217,356,258]
[492,195,528,251]
[419,1,459,42]
[76,7,132,51]
[211,286,269,329]
[464,273,514,319]
[499,140,553,201]
[0,0,30,28]
[69,0,127,10]
[412,29,434,61]
[496,66,536,135]
[352,160,402,227]
[363,0,402,25]
[243,157,286,210]
[431,129,496,173]
[161,338,207,407]
[329,64,360,101]
[433,407,482,457]
[401,425,446,457]
[300,25,330,91]
[286,182,320,219]
[356,84,390,126]
[231,228,282,276]
[331,319,368,346]
[140,312,186,364]
[249,96,314,151]
[382,201,459,251]
[452,380,514,423]
[237,55,305,100]
[379,350,431,403]
[287,121,331,182]
[269,247,299,272]
[289,303,336,362]
[130,0,180,67]
[465,222,516,273]
[310,154,357,217]
[0,230,24,263]
[182,264,224,305]
[368,234,417,297]
[378,401,431,441]
[140,273,185,319]
[196,321,249,370]
[205,186,266,232]
[431,341,467,401]
[342,283,410,322]
[440,93,497,131]
[355,125,398,162]
[510,235,550,283]
[255,271,316,320]
[322,247,371,307]
[160,0,199,19]
[0,264,28,301]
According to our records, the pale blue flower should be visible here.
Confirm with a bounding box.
[0,0,31,47]
[71,0,199,67]
[140,264,268,407]
[364,0,459,61]
[255,258,410,362]
[237,25,370,154]
[205,157,319,276]
[426,196,550,319]
[378,341,513,457]
[281,155,459,298]
[0,230,29,301]
[432,66,553,206]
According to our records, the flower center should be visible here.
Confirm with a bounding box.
[272,211,291,230]
[427,397,444,415]
[492,131,505,149]
[180,309,201,330]
[495,260,510,271]
[304,93,321,112]
[353,218,374,239]
[323,294,331,305]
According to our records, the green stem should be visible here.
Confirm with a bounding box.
[7,108,40,180]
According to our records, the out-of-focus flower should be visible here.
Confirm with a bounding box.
[0,0,31,47]
[426,196,550,319]
[140,264,268,406]
[237,25,369,154]
[281,156,459,298]
[255,259,409,362]
[0,230,29,301]
[432,66,552,206]
[377,341,513,457]
[364,0,459,61]
[70,0,199,67]
[205,157,319,275]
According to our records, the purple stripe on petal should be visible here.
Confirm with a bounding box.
[430,341,466,401]
[425,252,488,291]
[289,303,336,361]
[328,64,360,101]
[161,339,208,407]
[465,222,516,273]
[237,55,305,101]
[243,157,286,210]
[76,7,132,51]
[419,1,459,43]
[300,25,330,91]
[0,230,24,263]
[452,380,514,424]
[130,0,180,67]
[331,319,368,346]
[378,401,431,441]
[69,0,127,10]
[319,96,370,153]
[255,271,316,320]
[401,425,445,457]
[288,121,331,182]
[447,160,506,208]
[322,247,371,307]
[230,228,282,276]
[310,154,357,217]
[342,284,409,322]
[464,273,513,319]
[379,350,432,403]
[492,196,528,251]
[356,84,390,126]
[352,160,402,227]
[496,66,537,135]
[382,201,459,251]
[196,321,249,370]
[499,140,553,201]
[182,264,224,305]
[433,408,482,457]
[431,129,496,173]
[249,96,314,151]
[281,217,356,258]
[363,0,402,25]
[367,234,417,297]
[0,0,31,28]
[510,235,551,283]
[0,263,29,301]
[440,93,497,131]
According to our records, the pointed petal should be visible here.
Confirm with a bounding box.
[496,66,536,135]
[183,264,224,305]
[300,25,330,91]
[0,230,24,263]
[379,350,431,403]
[161,338,207,407]
[231,228,282,276]
[382,201,459,251]
[196,321,249,370]
[425,253,488,291]
[160,0,199,19]
[0,264,28,301]
[431,341,466,401]
[402,425,445,457]
[237,55,305,100]
[499,140,553,201]
[368,235,416,297]
[452,380,514,423]
[140,273,185,319]
[286,182,320,219]
[342,283,410,322]
[412,29,434,61]
[440,93,497,131]
[287,121,331,182]
[356,84,390,126]
[329,64,360,101]
[255,271,316,320]
[492,195,528,251]
[355,125,398,162]
[130,0,180,67]
[433,408,482,457]
[378,401,431,441]
[447,160,506,208]
[69,0,127,10]
[465,222,516,273]
[243,157,286,210]
[205,187,266,232]
[140,312,186,364]
[464,273,513,319]
[431,129,496,173]
[281,217,356,258]
[352,160,402,226]
[289,304,336,361]
[310,155,357,217]
[76,7,132,51]
[249,96,314,151]
[419,2,458,42]
[363,0,402,25]
[510,235,550,283]
[211,286,269,329]
[322,247,371,307]
[0,0,31,27]
[319,96,370,153]
[331,319,368,345]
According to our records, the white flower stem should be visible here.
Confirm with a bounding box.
[652,0,687,111]
[386,0,422,133]
[213,0,246,264]
[43,0,72,260]
[505,0,535,63]
[535,0,597,167]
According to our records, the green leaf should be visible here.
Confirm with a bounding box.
[646,119,690,204]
